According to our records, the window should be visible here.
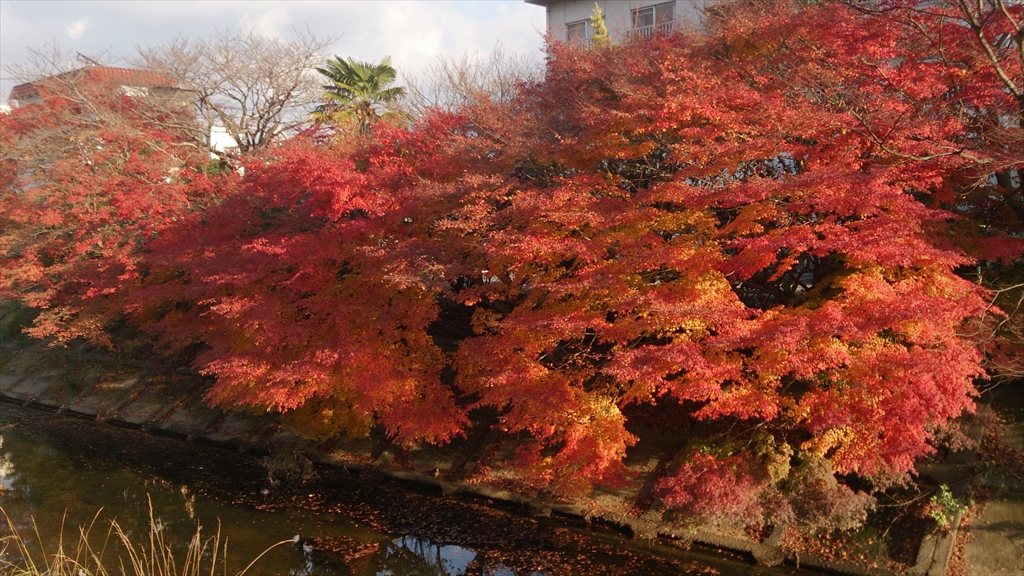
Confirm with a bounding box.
[567,19,591,44]
[12,95,44,107]
[120,85,150,98]
[632,2,676,38]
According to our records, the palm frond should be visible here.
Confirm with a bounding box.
[312,55,406,134]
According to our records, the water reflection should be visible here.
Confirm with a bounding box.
[2,423,540,576]
[0,426,357,575]
[0,436,18,490]
[362,537,550,576]
[0,405,785,576]
[0,426,559,575]
[377,537,477,575]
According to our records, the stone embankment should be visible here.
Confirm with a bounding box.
[4,333,1014,576]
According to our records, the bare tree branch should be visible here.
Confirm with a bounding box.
[133,28,333,154]
[403,44,541,117]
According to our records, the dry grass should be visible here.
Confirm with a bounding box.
[0,498,292,576]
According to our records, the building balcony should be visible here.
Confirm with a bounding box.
[629,21,676,40]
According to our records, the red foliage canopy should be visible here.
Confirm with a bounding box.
[2,0,1021,532]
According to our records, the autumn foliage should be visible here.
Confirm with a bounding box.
[2,0,1021,536]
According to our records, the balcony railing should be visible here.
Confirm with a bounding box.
[628,21,676,40]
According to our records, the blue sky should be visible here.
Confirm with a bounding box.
[0,1,547,103]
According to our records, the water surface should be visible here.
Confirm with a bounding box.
[0,403,800,575]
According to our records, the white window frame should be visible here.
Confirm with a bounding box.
[632,2,676,39]
[566,19,592,44]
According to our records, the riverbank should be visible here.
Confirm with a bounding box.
[2,326,1020,575]
[0,401,796,575]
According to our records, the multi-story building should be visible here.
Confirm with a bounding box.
[525,0,715,44]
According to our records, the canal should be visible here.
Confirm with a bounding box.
[0,402,806,575]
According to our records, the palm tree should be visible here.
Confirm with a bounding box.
[312,55,407,136]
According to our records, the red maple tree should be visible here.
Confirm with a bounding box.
[3,0,1020,537]
[0,83,216,347]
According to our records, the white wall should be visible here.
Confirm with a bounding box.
[542,0,715,43]
[209,126,239,157]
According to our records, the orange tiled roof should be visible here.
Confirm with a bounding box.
[8,66,179,102]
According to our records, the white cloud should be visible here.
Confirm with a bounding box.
[66,18,88,40]
[321,1,545,85]
[238,7,292,39]
[1,1,546,105]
